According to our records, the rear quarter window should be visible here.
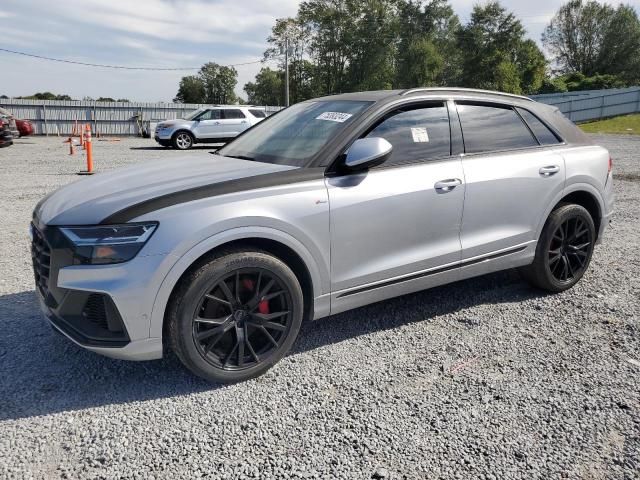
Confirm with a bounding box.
[249,109,267,118]
[516,108,562,145]
[456,103,538,154]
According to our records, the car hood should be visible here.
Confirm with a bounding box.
[158,118,190,126]
[36,154,296,225]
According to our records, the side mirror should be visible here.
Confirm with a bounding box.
[344,137,392,171]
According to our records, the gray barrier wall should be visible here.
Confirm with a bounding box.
[531,86,640,122]
[0,99,283,136]
[2,86,639,135]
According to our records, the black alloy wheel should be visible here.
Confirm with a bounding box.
[520,203,596,292]
[192,268,293,370]
[547,216,592,283]
[168,250,303,383]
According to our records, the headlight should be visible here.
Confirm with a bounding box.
[60,223,158,265]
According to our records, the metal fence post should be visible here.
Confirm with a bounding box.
[42,103,48,136]
[599,95,605,120]
[636,89,640,114]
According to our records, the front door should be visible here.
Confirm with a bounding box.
[192,109,223,139]
[327,102,465,313]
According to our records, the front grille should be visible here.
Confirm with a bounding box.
[31,223,53,303]
[82,294,109,330]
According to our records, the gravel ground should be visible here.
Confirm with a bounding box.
[0,135,638,480]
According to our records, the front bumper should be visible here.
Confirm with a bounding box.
[154,128,174,140]
[32,222,167,361]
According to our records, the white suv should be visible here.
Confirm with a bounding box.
[155,106,267,150]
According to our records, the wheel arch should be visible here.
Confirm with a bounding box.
[171,129,196,145]
[150,227,327,341]
[539,183,604,241]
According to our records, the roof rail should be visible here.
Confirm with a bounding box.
[399,87,534,102]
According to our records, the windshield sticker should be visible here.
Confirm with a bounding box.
[411,127,430,143]
[316,111,353,123]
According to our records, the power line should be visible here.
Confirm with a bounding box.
[0,47,268,70]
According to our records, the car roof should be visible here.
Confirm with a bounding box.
[313,87,534,104]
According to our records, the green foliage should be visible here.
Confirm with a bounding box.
[538,77,568,94]
[174,63,238,104]
[237,0,639,105]
[174,75,205,103]
[20,92,74,100]
[457,2,546,94]
[543,0,640,82]
[245,68,283,105]
[96,97,115,102]
[561,72,627,91]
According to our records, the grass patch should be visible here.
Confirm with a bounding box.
[580,114,640,135]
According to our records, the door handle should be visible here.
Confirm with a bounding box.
[241,120,247,124]
[214,121,221,125]
[539,165,560,176]
[434,178,462,192]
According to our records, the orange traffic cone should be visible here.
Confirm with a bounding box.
[78,125,94,175]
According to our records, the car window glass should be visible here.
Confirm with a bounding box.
[365,104,450,166]
[196,109,221,121]
[516,108,561,145]
[249,109,267,118]
[456,103,537,153]
[217,100,372,167]
[222,109,246,119]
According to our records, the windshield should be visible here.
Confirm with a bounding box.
[217,100,372,167]
[183,108,205,120]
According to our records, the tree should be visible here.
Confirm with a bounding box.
[96,97,115,102]
[543,0,640,82]
[0,95,7,99]
[174,75,206,103]
[198,62,238,104]
[117,98,130,102]
[457,2,547,94]
[174,64,238,104]
[244,67,284,105]
[395,0,461,88]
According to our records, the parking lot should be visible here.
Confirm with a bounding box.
[0,135,638,479]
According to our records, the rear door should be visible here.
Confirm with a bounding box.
[220,109,250,137]
[192,109,223,139]
[455,102,565,260]
[327,101,465,311]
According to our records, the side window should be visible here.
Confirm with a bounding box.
[516,108,561,145]
[456,103,537,154]
[365,104,451,166]
[249,109,267,118]
[222,109,246,119]
[196,109,221,121]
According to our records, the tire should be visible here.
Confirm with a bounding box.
[167,250,304,383]
[172,131,194,150]
[520,203,596,292]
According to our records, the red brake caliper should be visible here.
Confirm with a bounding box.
[242,279,270,314]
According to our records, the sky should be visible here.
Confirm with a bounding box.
[0,0,637,102]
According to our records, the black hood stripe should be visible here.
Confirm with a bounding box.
[100,167,326,224]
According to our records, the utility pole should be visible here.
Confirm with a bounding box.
[284,37,290,107]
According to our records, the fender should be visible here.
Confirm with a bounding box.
[148,226,329,339]
[534,181,605,241]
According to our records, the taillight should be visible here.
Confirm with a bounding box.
[608,156,613,173]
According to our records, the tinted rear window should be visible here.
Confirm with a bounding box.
[457,103,537,154]
[249,109,267,118]
[223,109,246,119]
[516,108,561,145]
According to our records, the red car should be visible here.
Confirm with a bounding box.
[16,118,34,136]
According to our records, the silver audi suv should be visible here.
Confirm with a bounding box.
[32,88,614,382]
